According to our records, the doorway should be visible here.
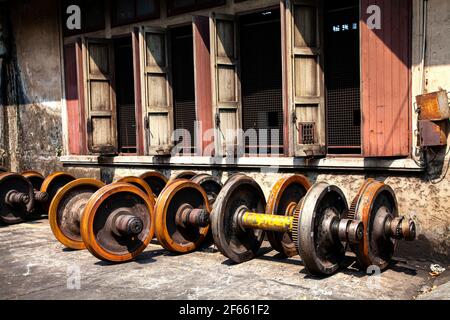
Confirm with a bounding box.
[239,9,283,155]
[324,0,361,155]
[114,36,137,154]
[171,25,196,155]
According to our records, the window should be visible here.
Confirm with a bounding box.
[61,0,106,36]
[167,0,225,16]
[111,0,160,27]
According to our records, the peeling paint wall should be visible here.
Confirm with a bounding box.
[1,0,64,174]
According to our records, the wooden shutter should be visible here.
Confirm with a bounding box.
[140,27,174,155]
[210,13,241,157]
[64,43,82,155]
[193,16,213,156]
[83,38,117,154]
[361,0,411,157]
[286,0,325,157]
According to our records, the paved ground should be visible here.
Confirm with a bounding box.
[0,220,448,300]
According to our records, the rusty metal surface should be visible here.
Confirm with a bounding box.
[416,90,450,121]
[266,175,311,257]
[48,178,105,250]
[139,171,168,197]
[292,182,348,276]
[350,180,400,270]
[154,180,210,253]
[240,212,293,233]
[81,183,155,262]
[0,173,35,225]
[211,174,266,264]
[419,120,447,147]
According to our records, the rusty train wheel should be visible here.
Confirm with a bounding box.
[170,171,197,181]
[155,180,210,253]
[223,173,247,186]
[139,171,168,197]
[293,182,348,275]
[22,171,47,219]
[116,176,154,201]
[211,175,266,263]
[22,171,45,191]
[349,180,399,271]
[48,178,105,250]
[191,174,223,206]
[41,172,76,211]
[191,174,223,246]
[266,175,312,257]
[0,173,35,225]
[81,183,155,262]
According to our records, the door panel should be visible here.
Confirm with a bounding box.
[83,38,117,154]
[210,13,241,156]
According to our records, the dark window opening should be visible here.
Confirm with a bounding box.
[325,0,361,155]
[62,0,106,36]
[240,9,283,155]
[167,0,226,17]
[171,26,196,155]
[114,37,137,154]
[111,0,160,27]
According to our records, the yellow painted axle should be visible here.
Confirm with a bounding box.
[240,212,294,233]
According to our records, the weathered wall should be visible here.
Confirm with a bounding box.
[1,0,63,174]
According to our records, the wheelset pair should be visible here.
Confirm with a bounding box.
[0,170,76,225]
[48,171,223,262]
[158,174,416,276]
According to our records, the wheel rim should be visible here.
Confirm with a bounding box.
[81,183,155,262]
[211,175,266,263]
[49,178,105,250]
[266,175,311,257]
[295,182,348,275]
[41,172,76,211]
[22,171,45,190]
[116,176,155,201]
[139,171,168,197]
[0,173,34,224]
[349,180,398,270]
[155,180,210,253]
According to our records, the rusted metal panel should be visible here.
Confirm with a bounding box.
[416,90,450,121]
[63,43,81,155]
[361,0,412,157]
[193,16,213,155]
[418,120,447,147]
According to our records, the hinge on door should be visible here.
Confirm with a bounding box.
[291,111,297,124]
[215,113,221,128]
[144,115,149,129]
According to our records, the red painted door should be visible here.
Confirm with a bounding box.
[360,0,412,157]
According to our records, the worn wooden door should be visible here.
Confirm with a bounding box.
[285,0,326,157]
[140,27,174,155]
[83,38,118,154]
[210,13,241,157]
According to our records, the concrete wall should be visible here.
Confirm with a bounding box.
[0,0,64,174]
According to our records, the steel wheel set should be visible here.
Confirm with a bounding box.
[0,169,76,225]
[1,167,417,276]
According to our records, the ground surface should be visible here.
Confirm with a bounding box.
[0,220,448,300]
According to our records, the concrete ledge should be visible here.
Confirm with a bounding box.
[60,155,425,172]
